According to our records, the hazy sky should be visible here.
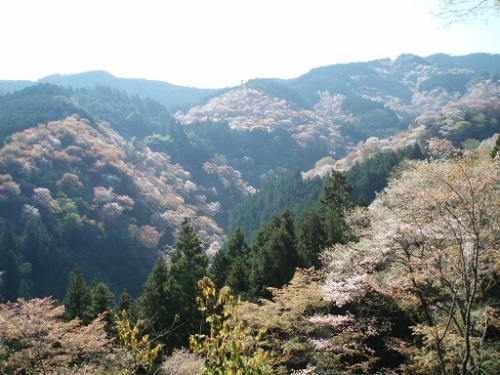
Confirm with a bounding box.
[1,0,499,88]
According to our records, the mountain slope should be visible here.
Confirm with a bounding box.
[0,116,225,296]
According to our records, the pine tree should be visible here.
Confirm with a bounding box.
[169,217,208,345]
[90,280,115,318]
[210,228,251,293]
[2,250,21,302]
[320,170,352,246]
[224,228,251,296]
[0,222,18,272]
[117,288,134,312]
[64,266,92,323]
[298,205,327,268]
[171,217,208,298]
[250,209,300,299]
[141,259,176,345]
[20,218,51,297]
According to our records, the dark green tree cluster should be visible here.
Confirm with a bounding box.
[228,168,324,241]
[0,83,93,145]
[62,252,203,342]
[0,219,66,302]
[448,105,500,147]
[213,170,354,299]
[140,217,209,349]
[0,82,178,145]
[347,143,425,204]
[341,95,403,142]
[63,265,115,324]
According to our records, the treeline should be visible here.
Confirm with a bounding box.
[228,144,425,241]
[212,169,352,300]
[227,168,324,241]
[0,83,175,145]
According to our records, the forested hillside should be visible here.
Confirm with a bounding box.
[1,53,500,374]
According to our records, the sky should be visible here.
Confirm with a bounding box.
[0,0,499,89]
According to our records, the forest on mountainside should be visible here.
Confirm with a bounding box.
[1,52,500,373]
[2,146,500,374]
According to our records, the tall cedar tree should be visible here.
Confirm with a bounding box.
[320,170,352,246]
[141,258,176,344]
[20,218,51,297]
[249,209,300,299]
[64,266,92,323]
[2,250,21,302]
[0,222,20,302]
[89,280,115,323]
[296,170,353,269]
[297,204,327,268]
[169,217,209,346]
[0,222,18,272]
[210,228,251,297]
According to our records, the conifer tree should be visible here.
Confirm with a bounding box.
[297,205,327,268]
[210,228,250,294]
[90,280,115,318]
[20,218,51,297]
[250,209,300,298]
[170,217,208,298]
[2,250,21,302]
[209,247,230,289]
[64,266,92,323]
[320,170,352,246]
[17,279,32,299]
[117,288,134,312]
[0,221,18,272]
[141,258,175,342]
[169,217,208,345]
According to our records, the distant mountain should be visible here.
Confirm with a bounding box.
[0,70,219,110]
[426,52,500,75]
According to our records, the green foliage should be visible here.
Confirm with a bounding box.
[140,259,176,343]
[20,218,56,297]
[189,277,270,375]
[188,123,325,190]
[347,143,425,204]
[0,222,20,301]
[169,217,209,345]
[64,266,92,323]
[417,72,473,93]
[0,83,94,144]
[210,228,251,297]
[228,169,324,242]
[320,170,353,246]
[249,209,301,299]
[2,250,21,302]
[297,205,326,268]
[90,280,115,319]
[449,109,500,146]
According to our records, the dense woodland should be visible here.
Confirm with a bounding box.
[0,53,500,373]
